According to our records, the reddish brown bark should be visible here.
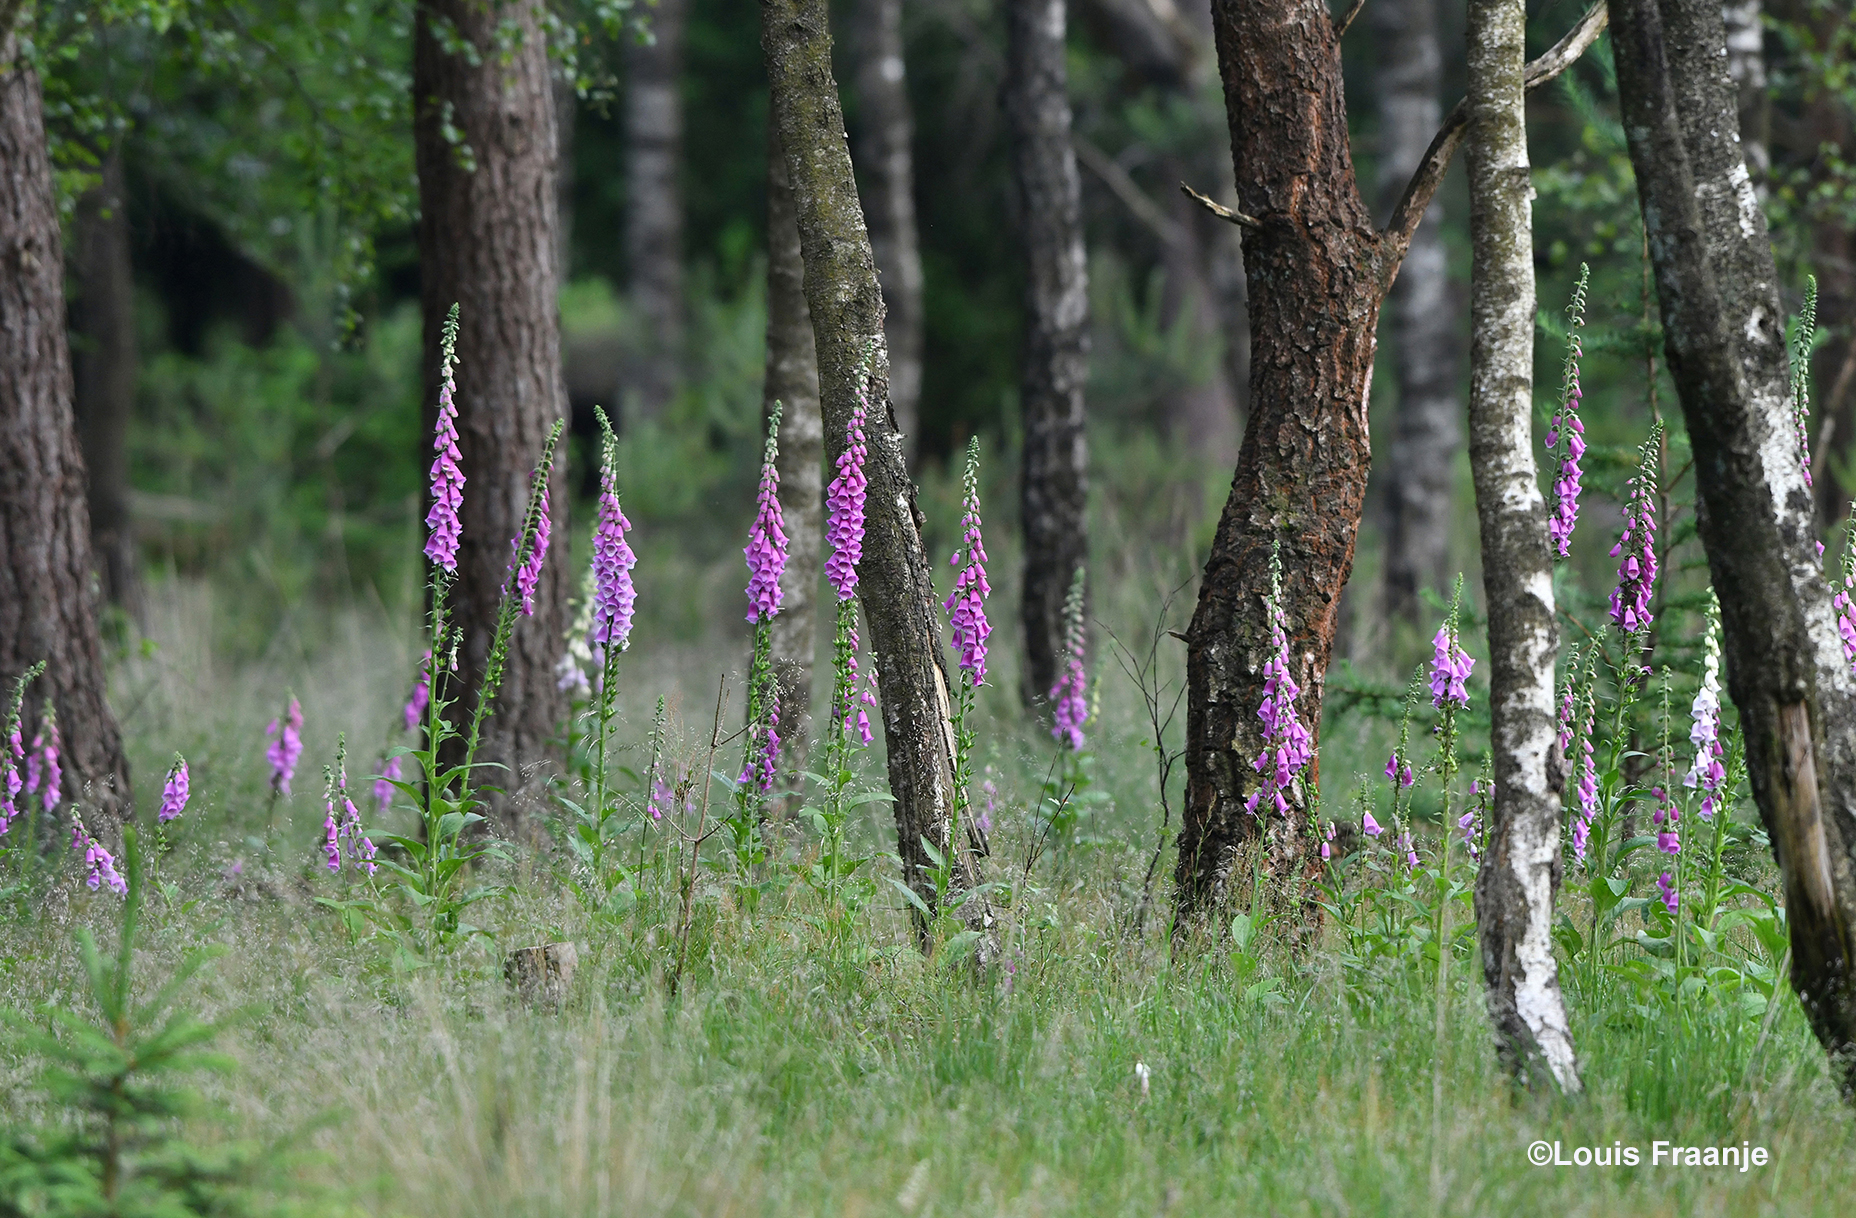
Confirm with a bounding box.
[0,39,132,825]
[414,0,570,827]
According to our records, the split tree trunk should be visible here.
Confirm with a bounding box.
[413,0,570,826]
[764,124,824,799]
[623,0,688,422]
[761,0,991,943]
[0,36,132,825]
[849,0,925,450]
[1375,0,1461,624]
[1172,0,1608,917]
[1005,0,1091,713]
[1613,0,1856,1095]
[71,149,143,621]
[1464,0,1581,1095]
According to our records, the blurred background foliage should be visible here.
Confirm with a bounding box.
[36,0,1855,672]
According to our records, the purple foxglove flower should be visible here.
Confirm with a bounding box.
[823,387,870,602]
[1362,809,1384,837]
[944,438,992,685]
[159,757,190,823]
[1244,563,1313,815]
[323,802,342,872]
[1656,871,1678,915]
[1321,819,1337,861]
[591,471,638,653]
[1384,752,1399,782]
[512,496,552,617]
[425,308,466,573]
[744,411,789,623]
[740,687,783,793]
[649,770,671,821]
[73,815,126,896]
[979,775,998,834]
[1051,568,1091,753]
[1571,728,1598,862]
[1608,426,1662,634]
[1399,826,1418,871]
[375,755,402,816]
[1428,623,1473,711]
[338,770,376,876]
[404,656,431,733]
[1546,266,1590,558]
[1557,679,1576,752]
[265,697,304,796]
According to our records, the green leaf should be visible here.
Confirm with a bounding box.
[886,877,933,917]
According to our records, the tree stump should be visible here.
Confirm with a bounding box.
[504,942,578,1011]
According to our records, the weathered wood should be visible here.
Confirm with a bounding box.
[1464,0,1581,1095]
[764,123,824,805]
[0,34,132,825]
[505,942,578,1009]
[1005,0,1092,714]
[1613,0,1856,1095]
[760,0,992,945]
[413,0,570,827]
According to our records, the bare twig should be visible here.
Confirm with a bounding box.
[670,675,730,998]
[1104,582,1190,942]
[1380,1,1609,285]
[1074,136,1189,250]
[1334,0,1369,38]
[1179,181,1262,231]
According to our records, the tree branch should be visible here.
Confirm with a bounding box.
[1073,135,1189,249]
[1334,0,1369,39]
[1378,0,1608,293]
[1178,181,1261,230]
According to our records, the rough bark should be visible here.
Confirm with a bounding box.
[761,0,991,942]
[623,0,688,422]
[1613,0,1856,1094]
[1005,0,1092,713]
[1172,0,1608,919]
[71,149,143,621]
[1464,0,1581,1095]
[1175,0,1384,911]
[1721,0,1767,181]
[414,0,570,827]
[764,123,824,800]
[849,0,924,450]
[1375,0,1461,624]
[0,39,132,825]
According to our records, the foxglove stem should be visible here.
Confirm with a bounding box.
[945,438,991,829]
[0,662,44,836]
[462,418,564,781]
[1050,566,1089,753]
[1546,264,1590,558]
[586,409,635,881]
[1791,275,1817,490]
[1608,422,1663,642]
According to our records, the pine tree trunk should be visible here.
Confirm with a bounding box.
[1464,0,1581,1095]
[1174,0,1384,913]
[413,0,570,828]
[1376,0,1461,624]
[850,0,924,450]
[764,123,824,802]
[0,40,132,825]
[1613,0,1856,1096]
[1005,0,1091,714]
[1171,0,1607,921]
[71,149,143,622]
[623,0,688,422]
[761,0,991,944]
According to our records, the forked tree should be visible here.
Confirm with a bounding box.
[1613,0,1856,1097]
[413,0,570,827]
[1173,0,1606,918]
[0,29,133,825]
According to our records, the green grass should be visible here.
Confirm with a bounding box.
[5,553,1852,1217]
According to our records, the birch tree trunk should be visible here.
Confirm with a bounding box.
[0,34,133,825]
[1005,0,1092,713]
[1613,0,1856,1095]
[1464,0,1581,1095]
[1375,0,1461,624]
[624,0,688,422]
[760,0,992,944]
[1720,0,1767,181]
[850,0,924,449]
[71,149,143,621]
[764,124,824,800]
[414,0,570,828]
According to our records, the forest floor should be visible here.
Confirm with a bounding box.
[2,575,1850,1217]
